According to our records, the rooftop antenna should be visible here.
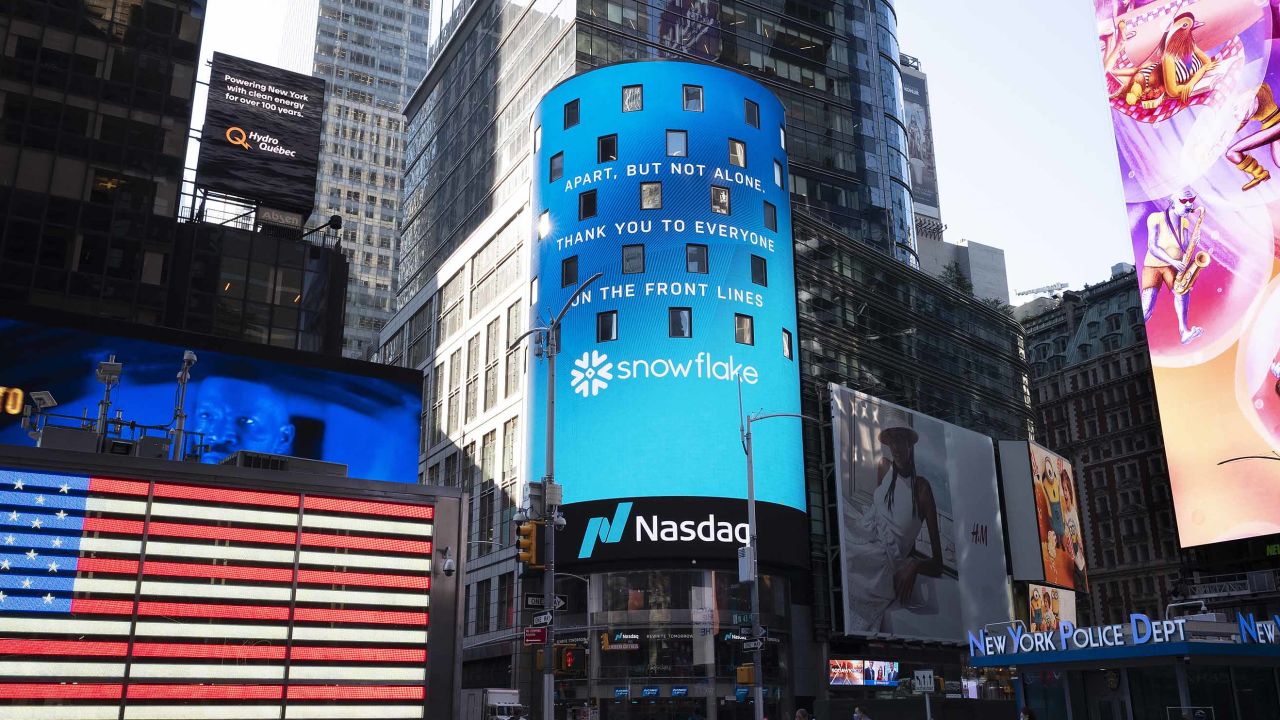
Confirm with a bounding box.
[94,355,122,435]
[173,350,198,461]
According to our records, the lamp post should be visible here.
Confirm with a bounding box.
[510,271,603,720]
[740,403,815,720]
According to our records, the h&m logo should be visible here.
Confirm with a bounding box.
[578,502,632,559]
[970,523,988,546]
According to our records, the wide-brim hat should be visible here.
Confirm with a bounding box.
[878,425,918,445]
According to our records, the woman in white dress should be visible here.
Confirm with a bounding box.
[844,424,945,632]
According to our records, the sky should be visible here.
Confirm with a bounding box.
[194,1,1131,300]
[896,1,1132,300]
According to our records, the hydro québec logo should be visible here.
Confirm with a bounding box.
[569,350,759,398]
[577,501,750,559]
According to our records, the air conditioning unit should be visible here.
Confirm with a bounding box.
[217,450,347,477]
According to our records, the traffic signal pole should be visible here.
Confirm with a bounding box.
[542,324,556,720]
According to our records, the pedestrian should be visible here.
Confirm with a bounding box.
[852,707,871,720]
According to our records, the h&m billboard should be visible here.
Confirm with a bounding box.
[197,53,326,215]
[527,62,805,569]
[1091,0,1280,546]
[829,385,1013,642]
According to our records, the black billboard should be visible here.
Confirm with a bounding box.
[196,53,326,215]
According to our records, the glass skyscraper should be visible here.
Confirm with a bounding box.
[285,0,430,358]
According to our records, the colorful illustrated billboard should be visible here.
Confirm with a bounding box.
[0,313,421,483]
[830,385,1012,642]
[999,441,1088,591]
[1092,0,1280,546]
[197,53,326,215]
[528,62,805,569]
[1027,584,1078,635]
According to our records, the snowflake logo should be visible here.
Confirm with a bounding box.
[569,350,613,397]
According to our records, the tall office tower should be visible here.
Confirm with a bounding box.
[0,1,203,322]
[284,0,430,358]
[1021,268,1181,624]
[379,1,1032,716]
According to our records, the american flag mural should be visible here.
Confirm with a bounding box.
[0,468,436,719]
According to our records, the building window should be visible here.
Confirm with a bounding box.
[764,201,777,231]
[579,190,597,220]
[533,125,541,152]
[669,307,692,338]
[598,134,618,162]
[782,328,793,359]
[779,126,786,150]
[711,186,730,215]
[622,244,645,274]
[773,160,784,188]
[561,256,578,288]
[728,138,746,167]
[640,182,662,209]
[751,255,767,286]
[735,314,754,345]
[597,311,618,342]
[622,85,643,112]
[549,152,563,182]
[666,130,687,157]
[564,99,579,128]
[745,99,760,128]
[538,210,550,238]
[683,84,703,112]
[686,244,708,274]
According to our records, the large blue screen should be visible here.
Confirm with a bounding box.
[528,61,805,567]
[0,316,420,483]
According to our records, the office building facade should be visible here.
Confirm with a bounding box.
[379,1,1032,716]
[284,0,430,358]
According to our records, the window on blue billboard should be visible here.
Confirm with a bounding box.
[745,98,760,128]
[640,182,661,210]
[564,99,579,128]
[751,255,767,287]
[669,307,692,338]
[579,190,597,220]
[683,84,703,112]
[622,244,644,274]
[666,130,687,157]
[598,134,618,163]
[596,311,618,342]
[711,186,730,215]
[549,152,563,182]
[782,329,792,360]
[622,85,643,112]
[734,314,754,345]
[686,244,708,274]
[764,201,777,231]
[728,138,746,168]
[561,256,577,288]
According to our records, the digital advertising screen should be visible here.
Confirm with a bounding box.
[901,69,940,216]
[999,441,1088,591]
[1027,583,1077,635]
[0,312,421,483]
[0,465,450,718]
[528,62,806,569]
[830,385,1013,642]
[829,659,900,687]
[1091,0,1280,546]
[197,52,326,215]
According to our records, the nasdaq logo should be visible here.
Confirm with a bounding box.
[578,502,632,558]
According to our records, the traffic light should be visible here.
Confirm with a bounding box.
[556,646,584,677]
[736,664,755,684]
[517,521,542,569]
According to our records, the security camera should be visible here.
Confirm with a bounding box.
[29,391,57,410]
[182,350,198,366]
[442,556,456,577]
[514,509,529,523]
[554,515,567,530]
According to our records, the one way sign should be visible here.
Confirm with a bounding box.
[523,593,568,611]
[741,639,764,652]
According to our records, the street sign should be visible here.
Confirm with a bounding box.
[914,669,935,693]
[738,626,752,637]
[731,612,753,625]
[523,593,569,611]
[523,627,547,646]
[741,639,764,652]
[532,611,553,627]
[755,627,768,639]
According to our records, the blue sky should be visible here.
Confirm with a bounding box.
[896,1,1132,299]
[197,1,1130,300]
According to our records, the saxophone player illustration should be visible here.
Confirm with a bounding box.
[1141,188,1207,344]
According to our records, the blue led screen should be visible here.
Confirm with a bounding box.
[528,61,805,567]
[0,315,421,484]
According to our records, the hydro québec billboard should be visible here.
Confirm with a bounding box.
[527,61,806,569]
[197,53,326,215]
[830,385,1013,642]
[1092,0,1280,546]
[0,312,420,483]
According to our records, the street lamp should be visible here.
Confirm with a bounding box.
[509,271,603,720]
[740,397,816,720]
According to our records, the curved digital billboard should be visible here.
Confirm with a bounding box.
[527,61,805,568]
